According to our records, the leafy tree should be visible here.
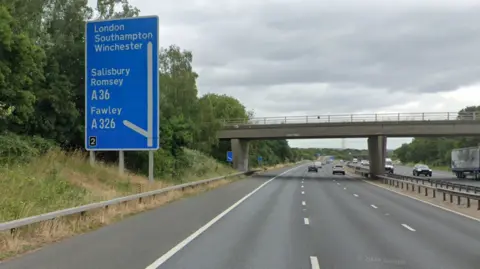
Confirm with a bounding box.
[0,0,305,178]
[394,106,480,166]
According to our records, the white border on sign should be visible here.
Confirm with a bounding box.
[84,15,160,151]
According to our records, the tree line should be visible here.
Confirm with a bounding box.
[0,0,305,179]
[394,106,480,167]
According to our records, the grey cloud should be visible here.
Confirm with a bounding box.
[135,0,480,116]
[193,7,480,95]
[205,83,407,117]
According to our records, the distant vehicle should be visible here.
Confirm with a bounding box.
[360,160,370,166]
[413,164,432,177]
[352,158,358,163]
[314,161,323,168]
[308,163,318,172]
[451,147,480,180]
[385,158,394,174]
[332,164,345,175]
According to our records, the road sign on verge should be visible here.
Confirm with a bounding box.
[85,16,159,151]
[258,156,263,162]
[227,151,233,162]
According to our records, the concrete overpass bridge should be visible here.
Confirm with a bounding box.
[218,111,480,176]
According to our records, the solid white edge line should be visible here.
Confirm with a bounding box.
[301,185,304,188]
[361,179,480,223]
[302,201,306,206]
[310,256,320,269]
[302,191,305,194]
[353,194,359,197]
[144,165,302,269]
[343,187,346,190]
[304,218,310,225]
[401,224,416,232]
[371,204,378,209]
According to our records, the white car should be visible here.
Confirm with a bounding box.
[360,160,370,166]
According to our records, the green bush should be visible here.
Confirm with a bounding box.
[0,133,57,165]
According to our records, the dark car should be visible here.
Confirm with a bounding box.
[413,164,432,177]
[308,164,318,172]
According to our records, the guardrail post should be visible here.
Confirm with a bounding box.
[89,151,95,166]
[397,113,400,121]
[447,112,450,120]
[328,115,331,122]
[375,114,377,121]
[264,117,266,124]
[306,116,308,123]
[350,114,353,122]
[474,112,477,120]
[284,116,287,123]
[422,113,424,120]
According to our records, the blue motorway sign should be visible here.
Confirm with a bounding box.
[258,156,263,162]
[85,16,159,151]
[227,151,233,162]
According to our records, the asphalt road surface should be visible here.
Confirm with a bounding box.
[2,164,480,269]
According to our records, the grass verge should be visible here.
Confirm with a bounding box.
[0,147,243,260]
[0,145,297,260]
[0,176,244,260]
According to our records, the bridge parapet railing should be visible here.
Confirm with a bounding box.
[223,111,479,126]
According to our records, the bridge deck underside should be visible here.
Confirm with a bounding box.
[218,121,480,139]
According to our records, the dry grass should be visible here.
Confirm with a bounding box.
[0,148,244,260]
[344,167,480,220]
[0,177,242,260]
[0,149,237,222]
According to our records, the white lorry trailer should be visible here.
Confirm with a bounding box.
[451,147,480,180]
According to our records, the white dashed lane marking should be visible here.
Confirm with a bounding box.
[402,224,416,232]
[310,256,320,269]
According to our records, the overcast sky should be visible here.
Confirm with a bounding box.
[97,0,480,149]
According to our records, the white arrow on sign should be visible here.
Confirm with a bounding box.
[123,41,154,147]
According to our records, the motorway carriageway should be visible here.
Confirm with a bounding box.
[1,164,480,269]
[386,165,480,187]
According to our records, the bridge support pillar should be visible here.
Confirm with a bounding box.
[231,139,249,172]
[368,135,387,179]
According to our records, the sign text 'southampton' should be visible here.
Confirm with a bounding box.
[85,16,159,151]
